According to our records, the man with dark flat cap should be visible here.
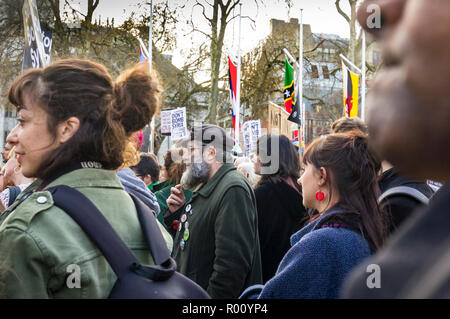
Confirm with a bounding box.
[165,124,262,299]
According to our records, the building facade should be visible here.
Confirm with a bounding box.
[246,18,378,145]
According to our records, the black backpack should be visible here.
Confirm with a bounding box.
[47,185,210,299]
[378,186,431,205]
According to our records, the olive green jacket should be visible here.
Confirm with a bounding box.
[171,163,262,299]
[0,168,173,299]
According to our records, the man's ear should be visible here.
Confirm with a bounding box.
[204,146,216,163]
[57,117,80,144]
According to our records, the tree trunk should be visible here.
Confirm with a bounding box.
[335,0,358,64]
[348,0,357,63]
[207,0,220,124]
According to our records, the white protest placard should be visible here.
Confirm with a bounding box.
[170,107,188,140]
[242,121,252,156]
[249,120,261,157]
[242,120,261,156]
[160,110,172,136]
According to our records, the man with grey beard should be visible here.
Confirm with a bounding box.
[165,124,262,299]
[179,156,211,190]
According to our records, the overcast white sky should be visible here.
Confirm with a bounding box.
[65,0,359,68]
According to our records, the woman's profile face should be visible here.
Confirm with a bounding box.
[13,95,60,178]
[1,143,12,164]
[298,163,321,210]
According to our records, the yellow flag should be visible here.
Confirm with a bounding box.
[342,62,359,118]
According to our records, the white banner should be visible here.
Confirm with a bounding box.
[170,107,188,140]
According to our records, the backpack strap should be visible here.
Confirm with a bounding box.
[6,186,22,207]
[378,186,430,205]
[48,185,138,278]
[128,192,171,265]
[48,185,174,281]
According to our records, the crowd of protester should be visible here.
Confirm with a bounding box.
[0,0,448,299]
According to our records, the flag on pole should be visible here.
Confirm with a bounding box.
[283,58,295,114]
[228,56,240,137]
[288,94,302,125]
[342,62,360,118]
[22,0,49,70]
[139,45,148,63]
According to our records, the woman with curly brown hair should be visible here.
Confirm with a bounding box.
[0,59,172,298]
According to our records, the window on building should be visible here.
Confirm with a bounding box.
[311,65,319,78]
[329,48,336,62]
[4,106,16,118]
[322,65,330,79]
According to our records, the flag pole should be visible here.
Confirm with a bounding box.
[137,37,150,57]
[361,30,366,121]
[298,9,304,154]
[339,54,362,74]
[149,0,153,72]
[235,3,242,145]
[282,48,300,69]
[148,0,155,154]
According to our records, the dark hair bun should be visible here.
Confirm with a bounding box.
[113,62,161,135]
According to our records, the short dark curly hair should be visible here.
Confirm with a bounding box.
[131,153,160,183]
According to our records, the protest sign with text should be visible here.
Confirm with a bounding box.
[170,107,188,141]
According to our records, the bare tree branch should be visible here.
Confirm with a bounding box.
[335,0,350,24]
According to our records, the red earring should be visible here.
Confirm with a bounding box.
[315,190,325,201]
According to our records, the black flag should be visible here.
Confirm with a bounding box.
[22,0,52,71]
[288,95,301,125]
[22,27,52,71]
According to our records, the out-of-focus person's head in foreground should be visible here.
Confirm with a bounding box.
[342,0,450,299]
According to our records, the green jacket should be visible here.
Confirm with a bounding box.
[171,163,262,299]
[0,168,173,299]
